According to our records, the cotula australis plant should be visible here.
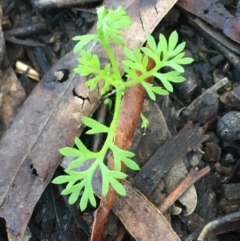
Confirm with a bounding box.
[52,5,194,211]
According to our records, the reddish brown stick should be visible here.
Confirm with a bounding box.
[158,166,210,213]
[90,57,155,241]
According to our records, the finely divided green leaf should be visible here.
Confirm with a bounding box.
[122,60,143,71]
[79,181,96,211]
[69,191,80,205]
[110,144,136,171]
[74,137,89,154]
[67,157,89,170]
[141,81,156,101]
[140,113,149,130]
[122,158,140,170]
[59,147,81,157]
[109,31,125,45]
[108,170,128,179]
[141,47,159,63]
[68,182,86,204]
[85,179,96,208]
[147,35,157,51]
[73,34,97,53]
[85,76,102,90]
[159,33,168,58]
[168,31,178,52]
[176,57,194,65]
[123,48,136,61]
[54,6,195,213]
[152,86,169,96]
[96,6,131,46]
[154,72,173,92]
[82,116,109,134]
[52,175,75,184]
[169,42,186,57]
[165,62,184,72]
[80,188,88,211]
[102,175,110,196]
[167,76,185,83]
[110,178,126,196]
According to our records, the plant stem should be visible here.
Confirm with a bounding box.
[100,40,122,81]
[96,38,123,161]
[98,89,122,157]
[123,64,162,88]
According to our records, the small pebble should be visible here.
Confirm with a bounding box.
[217,111,240,140]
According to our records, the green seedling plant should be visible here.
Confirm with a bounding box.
[140,113,149,134]
[52,5,193,211]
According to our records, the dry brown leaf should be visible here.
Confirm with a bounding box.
[177,0,240,43]
[0,7,26,138]
[113,180,181,241]
[0,67,26,136]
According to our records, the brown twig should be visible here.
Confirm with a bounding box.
[90,56,155,241]
[158,166,210,213]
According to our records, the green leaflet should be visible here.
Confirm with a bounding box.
[52,5,194,212]
[140,113,149,131]
[73,34,97,53]
[110,143,139,172]
[59,147,81,157]
[82,116,109,134]
[96,6,131,46]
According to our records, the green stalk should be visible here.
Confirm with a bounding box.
[124,63,164,88]
[100,40,122,81]
[97,89,122,156]
[94,38,123,160]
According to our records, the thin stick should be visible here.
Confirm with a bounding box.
[158,166,210,213]
[90,54,155,241]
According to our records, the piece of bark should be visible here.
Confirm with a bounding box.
[223,184,240,200]
[188,17,240,72]
[33,47,51,74]
[0,66,26,137]
[177,0,240,43]
[183,17,240,56]
[223,17,240,43]
[0,6,26,137]
[195,177,217,223]
[133,122,208,197]
[0,8,25,138]
[132,96,198,216]
[174,63,198,103]
[0,0,172,237]
[182,77,229,122]
[31,0,101,10]
[220,86,240,110]
[219,197,240,213]
[112,180,181,241]
[4,23,47,37]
